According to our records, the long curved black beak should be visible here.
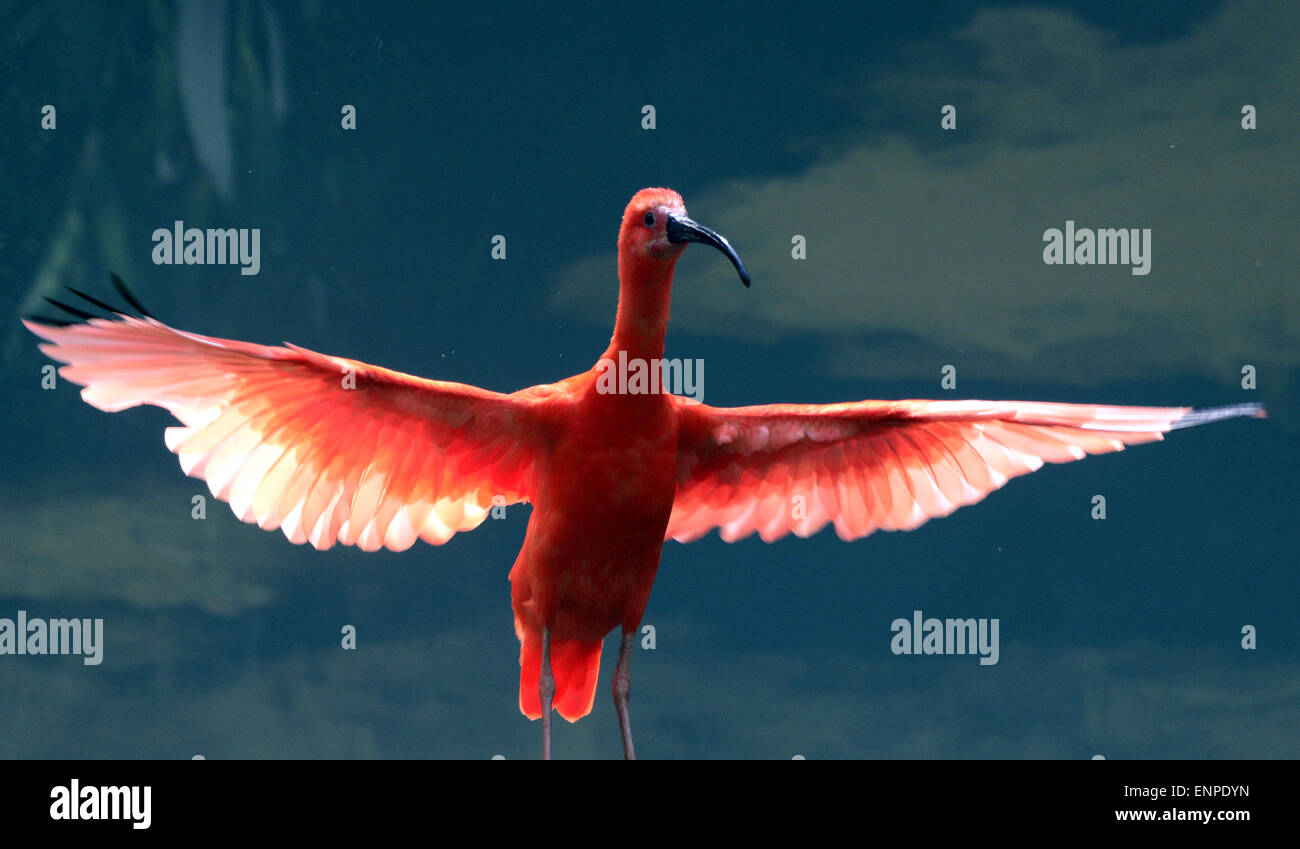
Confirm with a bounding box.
[666,213,751,287]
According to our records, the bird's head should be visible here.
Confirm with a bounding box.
[619,187,751,287]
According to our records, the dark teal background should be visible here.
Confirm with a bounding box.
[1,0,1295,758]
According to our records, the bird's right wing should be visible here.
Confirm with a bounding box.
[26,312,555,552]
[668,397,1263,544]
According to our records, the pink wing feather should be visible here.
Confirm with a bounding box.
[26,315,549,552]
[669,398,1262,544]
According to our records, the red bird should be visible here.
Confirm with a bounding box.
[25,187,1263,759]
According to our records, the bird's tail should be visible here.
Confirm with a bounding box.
[518,632,603,723]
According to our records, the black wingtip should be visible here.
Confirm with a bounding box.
[42,296,98,322]
[66,285,121,316]
[23,274,158,330]
[1170,403,1266,430]
[22,313,76,328]
[109,271,155,319]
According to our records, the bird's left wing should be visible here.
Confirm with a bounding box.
[668,397,1263,543]
[25,313,553,552]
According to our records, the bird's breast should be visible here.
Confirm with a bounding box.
[511,392,680,634]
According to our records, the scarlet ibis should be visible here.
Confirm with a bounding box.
[25,187,1263,759]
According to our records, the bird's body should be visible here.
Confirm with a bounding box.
[24,187,1264,758]
[511,367,678,722]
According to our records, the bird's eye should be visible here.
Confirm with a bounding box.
[643,212,656,227]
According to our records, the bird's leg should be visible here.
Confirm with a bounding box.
[613,629,636,760]
[540,627,554,760]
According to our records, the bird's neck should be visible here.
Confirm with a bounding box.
[602,261,674,363]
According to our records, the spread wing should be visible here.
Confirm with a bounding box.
[26,313,552,552]
[669,398,1263,543]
